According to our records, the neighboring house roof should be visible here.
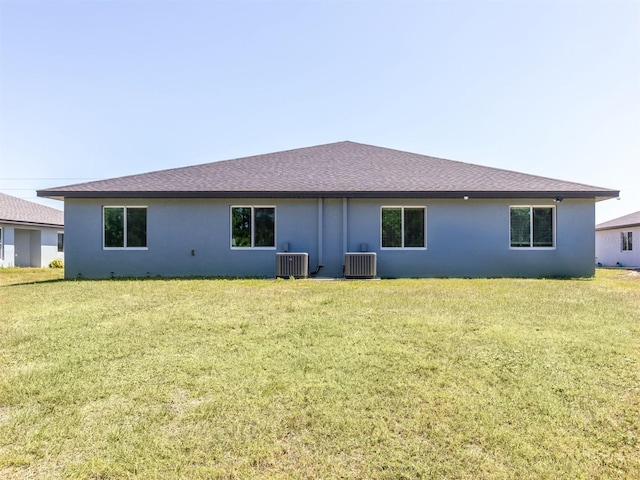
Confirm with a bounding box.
[596,210,640,231]
[38,141,619,200]
[0,192,64,228]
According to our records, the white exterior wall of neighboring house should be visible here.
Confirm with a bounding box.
[596,225,640,268]
[0,192,64,268]
[0,223,64,268]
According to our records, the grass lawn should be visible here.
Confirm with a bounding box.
[1,268,638,479]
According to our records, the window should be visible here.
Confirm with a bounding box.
[57,233,64,252]
[622,232,633,251]
[510,206,554,248]
[0,227,3,260]
[231,206,275,248]
[103,207,147,249]
[381,207,426,248]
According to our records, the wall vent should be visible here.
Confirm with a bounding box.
[276,253,309,279]
[344,252,377,279]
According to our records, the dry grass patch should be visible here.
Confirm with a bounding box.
[0,267,63,287]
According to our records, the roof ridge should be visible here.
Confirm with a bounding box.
[37,141,619,200]
[43,141,360,191]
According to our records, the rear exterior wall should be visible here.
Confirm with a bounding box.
[63,197,596,279]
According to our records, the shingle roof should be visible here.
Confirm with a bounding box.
[38,141,619,200]
[596,210,640,230]
[0,192,64,227]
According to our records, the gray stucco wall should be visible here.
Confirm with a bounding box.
[347,198,595,278]
[63,197,596,279]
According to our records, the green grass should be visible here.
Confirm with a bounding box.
[1,269,638,479]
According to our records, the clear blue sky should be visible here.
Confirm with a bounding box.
[1,0,638,223]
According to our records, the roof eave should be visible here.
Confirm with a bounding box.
[38,189,621,200]
[596,223,640,231]
[0,218,64,228]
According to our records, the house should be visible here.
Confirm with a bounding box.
[38,141,618,279]
[595,211,640,268]
[0,192,64,268]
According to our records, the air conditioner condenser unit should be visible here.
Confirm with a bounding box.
[276,253,309,279]
[344,252,377,279]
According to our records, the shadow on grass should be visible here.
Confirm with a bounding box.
[1,278,67,287]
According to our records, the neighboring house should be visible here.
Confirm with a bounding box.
[0,192,64,268]
[595,210,640,268]
[38,141,618,279]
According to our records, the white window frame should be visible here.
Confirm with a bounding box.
[621,231,633,251]
[509,205,556,250]
[57,232,64,253]
[380,206,427,250]
[103,206,148,250]
[230,205,276,250]
[0,226,3,260]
